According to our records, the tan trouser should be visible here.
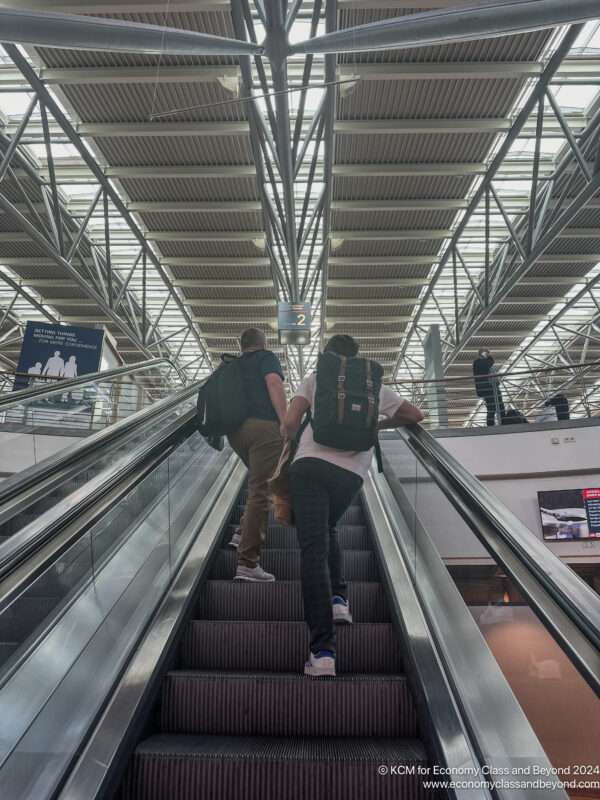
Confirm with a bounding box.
[227,418,283,568]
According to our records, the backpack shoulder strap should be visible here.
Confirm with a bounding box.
[374,435,384,473]
[290,408,312,460]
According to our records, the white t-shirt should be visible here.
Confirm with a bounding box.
[292,373,405,479]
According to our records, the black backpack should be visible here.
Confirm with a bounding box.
[309,351,384,467]
[500,408,529,425]
[197,354,249,437]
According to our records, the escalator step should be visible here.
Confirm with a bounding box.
[35,495,63,513]
[181,621,402,674]
[120,734,433,800]
[0,616,43,642]
[231,505,365,527]
[197,581,388,623]
[3,514,37,536]
[160,671,416,738]
[0,642,19,662]
[210,549,377,581]
[225,524,370,551]
[2,596,59,619]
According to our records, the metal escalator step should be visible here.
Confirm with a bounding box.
[34,495,63,513]
[0,642,19,662]
[226,524,370,550]
[0,535,11,545]
[2,596,59,619]
[210,549,377,581]
[3,514,37,537]
[197,581,389,623]
[160,671,416,738]
[181,621,402,673]
[120,734,433,800]
[0,616,43,642]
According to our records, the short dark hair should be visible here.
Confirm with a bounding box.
[324,334,359,358]
[240,328,267,350]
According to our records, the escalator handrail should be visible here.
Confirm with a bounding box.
[0,378,204,509]
[0,406,198,592]
[0,357,178,410]
[397,424,600,650]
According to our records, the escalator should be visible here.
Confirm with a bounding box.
[0,387,598,800]
[119,489,431,800]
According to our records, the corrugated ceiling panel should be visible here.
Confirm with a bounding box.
[156,241,265,258]
[332,174,473,200]
[331,209,456,230]
[96,136,254,167]
[327,285,422,300]
[119,177,259,202]
[337,78,520,120]
[335,239,444,257]
[62,82,246,123]
[168,264,271,281]
[335,131,494,164]
[182,287,274,301]
[329,263,433,280]
[137,211,263,232]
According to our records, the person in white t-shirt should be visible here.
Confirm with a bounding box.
[280,334,423,677]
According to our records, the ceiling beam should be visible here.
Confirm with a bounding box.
[173,279,274,288]
[2,59,595,87]
[338,59,600,81]
[14,165,257,180]
[8,116,584,140]
[0,65,240,85]
[7,121,250,138]
[290,0,599,54]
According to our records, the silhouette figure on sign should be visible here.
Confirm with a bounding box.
[43,350,65,377]
[62,356,78,379]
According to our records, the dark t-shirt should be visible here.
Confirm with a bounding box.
[239,349,284,422]
[473,355,494,394]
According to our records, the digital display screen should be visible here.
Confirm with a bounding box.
[538,487,600,540]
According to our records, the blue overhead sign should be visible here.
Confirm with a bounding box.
[13,321,105,391]
[278,301,311,345]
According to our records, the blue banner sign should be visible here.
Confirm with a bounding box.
[13,321,105,391]
[277,301,311,345]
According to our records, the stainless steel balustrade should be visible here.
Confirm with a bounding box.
[392,425,600,696]
[0,357,179,409]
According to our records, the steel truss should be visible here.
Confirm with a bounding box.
[0,47,212,382]
[396,23,600,422]
[228,0,336,383]
[0,0,598,395]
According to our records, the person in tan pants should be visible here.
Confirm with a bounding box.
[227,329,286,582]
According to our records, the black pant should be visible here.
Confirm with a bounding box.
[289,458,363,656]
[478,385,505,426]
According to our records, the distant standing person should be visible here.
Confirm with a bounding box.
[473,348,505,426]
[227,328,286,583]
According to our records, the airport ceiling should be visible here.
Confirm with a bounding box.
[0,0,599,423]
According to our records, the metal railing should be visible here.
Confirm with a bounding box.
[386,358,600,429]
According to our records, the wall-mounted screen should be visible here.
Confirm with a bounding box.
[538,488,600,540]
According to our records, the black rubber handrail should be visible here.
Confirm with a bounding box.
[0,357,178,409]
[0,378,203,511]
[0,407,198,590]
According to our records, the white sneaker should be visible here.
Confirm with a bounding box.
[304,651,336,677]
[228,532,241,548]
[332,596,353,624]
[234,564,275,582]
